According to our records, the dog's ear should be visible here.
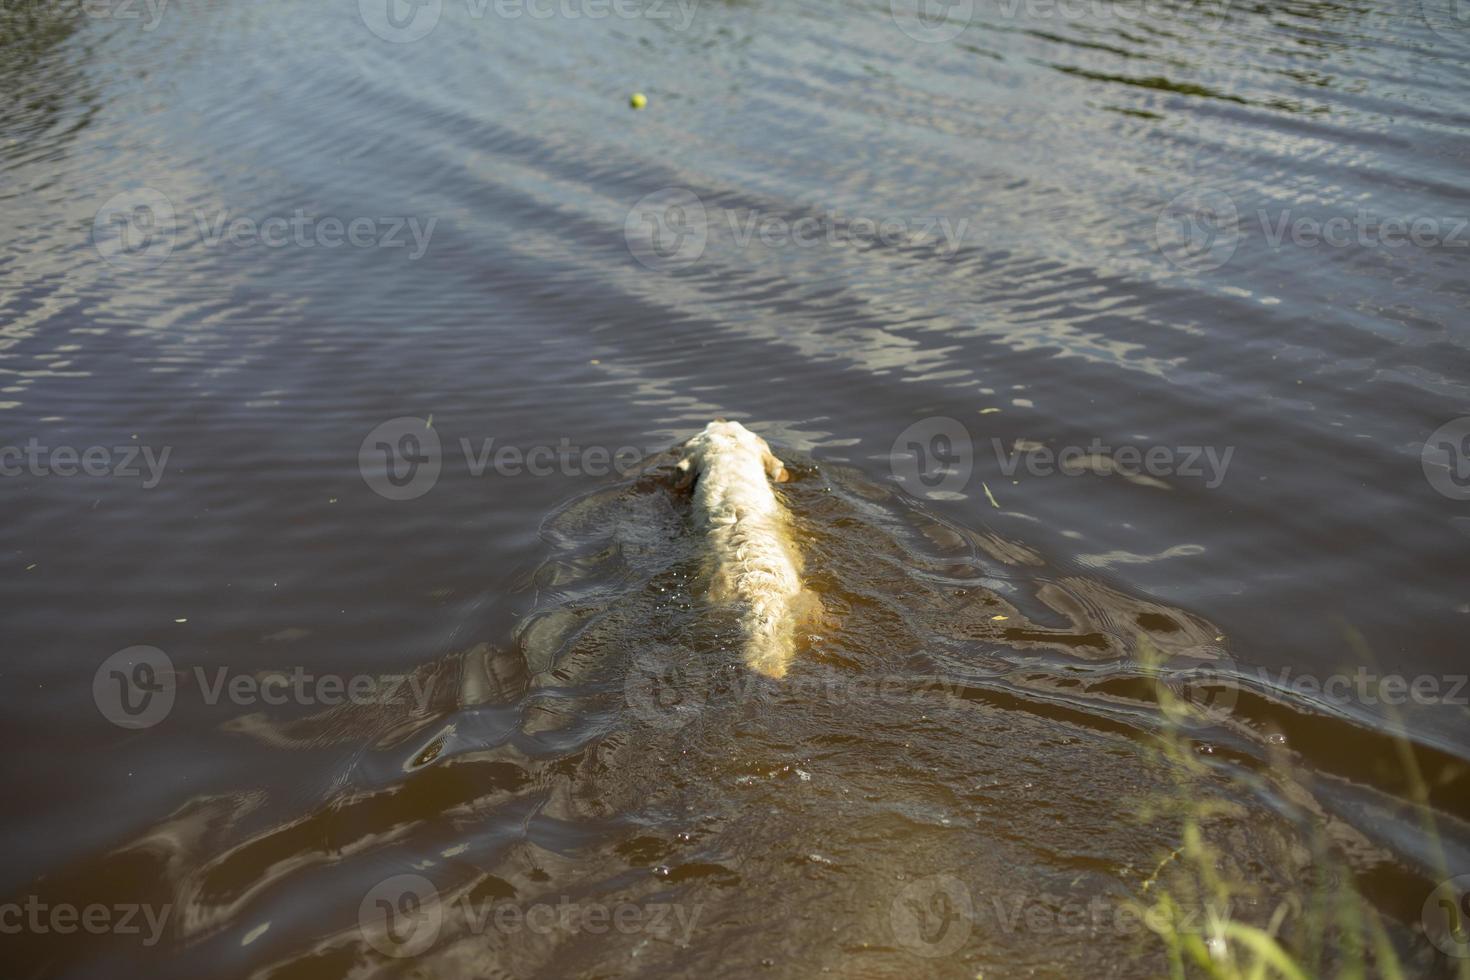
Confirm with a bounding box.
[673,456,696,491]
[763,450,790,484]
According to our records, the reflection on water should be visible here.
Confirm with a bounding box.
[2,0,1468,976]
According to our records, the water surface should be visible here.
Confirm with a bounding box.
[2,0,1469,975]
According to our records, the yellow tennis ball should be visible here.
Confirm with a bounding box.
[629,92,647,110]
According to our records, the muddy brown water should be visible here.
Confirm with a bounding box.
[2,0,1469,976]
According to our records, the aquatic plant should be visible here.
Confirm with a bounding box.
[1132,633,1466,980]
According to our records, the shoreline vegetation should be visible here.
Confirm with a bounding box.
[1135,631,1468,979]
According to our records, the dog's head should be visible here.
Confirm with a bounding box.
[674,419,789,491]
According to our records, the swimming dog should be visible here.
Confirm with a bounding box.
[675,420,813,678]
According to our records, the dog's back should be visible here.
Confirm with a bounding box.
[676,421,806,678]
